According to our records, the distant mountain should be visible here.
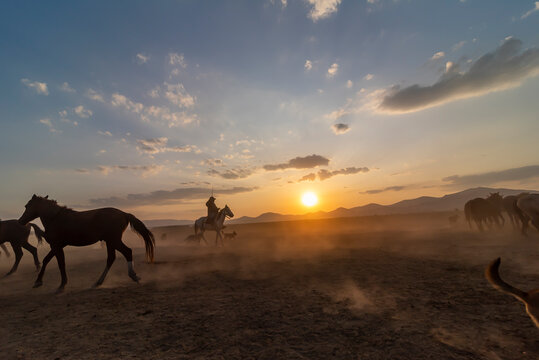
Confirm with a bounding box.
[227,187,537,224]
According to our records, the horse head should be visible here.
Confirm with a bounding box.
[224,204,234,218]
[18,194,52,225]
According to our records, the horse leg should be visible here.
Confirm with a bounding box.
[0,243,10,257]
[21,241,40,271]
[117,242,140,283]
[34,249,54,287]
[93,241,116,288]
[54,247,68,292]
[5,243,23,276]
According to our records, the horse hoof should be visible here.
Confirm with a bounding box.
[55,287,65,294]
[92,282,102,289]
[33,281,43,288]
[129,273,141,283]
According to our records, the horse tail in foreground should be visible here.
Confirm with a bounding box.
[127,214,155,263]
[28,223,45,244]
[485,258,539,328]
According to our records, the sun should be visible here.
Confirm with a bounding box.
[301,191,318,207]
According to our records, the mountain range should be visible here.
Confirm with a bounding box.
[144,187,536,227]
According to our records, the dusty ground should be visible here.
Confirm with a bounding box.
[1,212,539,359]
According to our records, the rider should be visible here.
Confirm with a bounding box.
[205,196,219,226]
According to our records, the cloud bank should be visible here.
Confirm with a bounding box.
[263,154,330,171]
[379,38,539,113]
[299,167,369,181]
[442,165,539,187]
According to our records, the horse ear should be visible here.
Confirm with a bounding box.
[44,195,49,199]
[32,194,37,199]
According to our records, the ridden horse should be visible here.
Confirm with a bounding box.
[0,219,44,276]
[464,192,504,231]
[18,195,155,292]
[516,193,539,236]
[194,205,234,246]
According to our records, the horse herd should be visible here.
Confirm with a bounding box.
[464,192,539,235]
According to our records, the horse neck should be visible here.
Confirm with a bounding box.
[39,202,63,228]
[215,209,226,225]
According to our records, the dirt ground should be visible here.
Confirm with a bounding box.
[1,212,539,359]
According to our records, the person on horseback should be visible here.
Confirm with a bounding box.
[205,196,219,226]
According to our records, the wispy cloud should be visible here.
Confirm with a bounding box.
[136,137,199,154]
[306,0,342,21]
[21,78,48,95]
[360,185,407,194]
[95,164,163,177]
[363,73,374,81]
[207,168,254,179]
[168,53,187,68]
[164,82,195,108]
[263,154,329,171]
[442,165,539,187]
[299,167,369,181]
[39,118,61,133]
[136,53,150,64]
[59,82,76,93]
[89,186,257,207]
[430,51,445,60]
[304,59,313,71]
[331,123,350,134]
[379,38,539,113]
[452,41,466,52]
[86,88,105,102]
[521,1,539,19]
[74,105,92,118]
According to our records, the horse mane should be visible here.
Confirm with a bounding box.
[38,196,74,213]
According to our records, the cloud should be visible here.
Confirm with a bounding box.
[452,41,466,52]
[136,137,199,154]
[327,63,339,78]
[111,93,144,113]
[442,165,539,187]
[60,82,75,93]
[168,53,187,68]
[96,165,163,177]
[430,51,445,60]
[363,73,374,81]
[86,88,105,102]
[331,123,350,134]
[346,80,353,88]
[98,130,112,137]
[164,82,195,108]
[89,186,257,207]
[379,38,539,113]
[207,168,254,179]
[304,59,313,71]
[136,53,149,64]
[39,118,61,133]
[306,0,342,21]
[263,154,330,171]
[299,167,369,181]
[74,105,92,118]
[521,2,539,19]
[148,86,160,98]
[21,78,48,95]
[360,185,407,195]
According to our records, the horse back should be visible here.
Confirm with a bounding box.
[0,220,31,242]
[53,207,129,240]
[517,194,539,217]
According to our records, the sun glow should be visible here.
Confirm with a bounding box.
[301,191,318,207]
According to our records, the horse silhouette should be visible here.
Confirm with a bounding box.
[194,205,234,246]
[516,193,539,236]
[464,192,504,231]
[18,195,155,292]
[0,219,44,276]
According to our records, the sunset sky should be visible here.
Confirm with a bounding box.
[1,1,538,220]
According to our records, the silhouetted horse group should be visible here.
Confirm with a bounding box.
[1,195,155,292]
[465,192,539,235]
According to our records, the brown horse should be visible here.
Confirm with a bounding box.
[0,219,44,276]
[18,195,155,291]
[502,195,521,230]
[464,192,504,231]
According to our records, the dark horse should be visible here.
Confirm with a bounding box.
[18,195,155,291]
[0,219,44,276]
[464,192,504,231]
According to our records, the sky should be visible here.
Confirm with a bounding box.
[1,0,538,220]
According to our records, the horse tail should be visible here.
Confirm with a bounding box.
[485,258,528,303]
[127,214,155,263]
[28,223,45,244]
